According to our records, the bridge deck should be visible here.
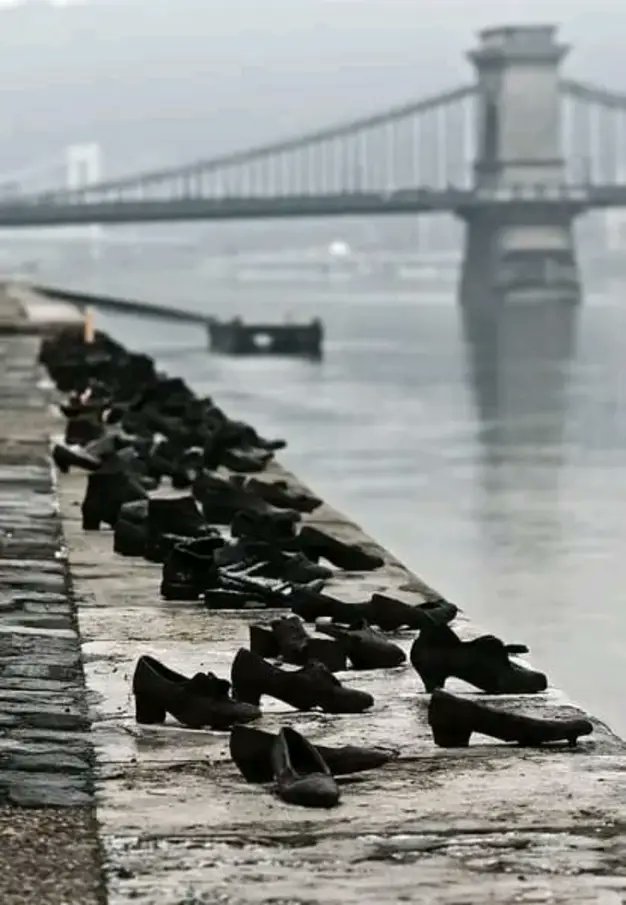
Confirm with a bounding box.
[4,184,626,227]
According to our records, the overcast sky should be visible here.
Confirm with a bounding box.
[0,0,624,180]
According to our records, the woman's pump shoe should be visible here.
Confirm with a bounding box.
[315,620,406,669]
[249,617,347,672]
[132,655,261,730]
[230,725,395,783]
[428,689,593,748]
[231,648,373,713]
[410,624,547,694]
[271,727,340,808]
[297,525,384,571]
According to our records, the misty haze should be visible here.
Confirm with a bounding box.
[0,3,625,903]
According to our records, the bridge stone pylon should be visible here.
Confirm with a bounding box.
[459,25,581,307]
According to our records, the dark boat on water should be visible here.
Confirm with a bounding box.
[207,317,323,358]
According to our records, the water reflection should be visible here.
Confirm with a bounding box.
[461,300,580,579]
[462,301,579,462]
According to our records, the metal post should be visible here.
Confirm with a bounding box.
[385,121,394,193]
[462,93,475,189]
[412,114,420,189]
[618,111,626,182]
[358,130,368,192]
[436,103,447,189]
[589,102,602,183]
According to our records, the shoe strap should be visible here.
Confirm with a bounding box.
[471,635,529,658]
[187,672,231,698]
[301,660,341,687]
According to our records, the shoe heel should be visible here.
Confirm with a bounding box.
[160,582,199,601]
[82,511,101,531]
[235,758,269,783]
[306,638,347,673]
[232,680,262,706]
[418,669,447,694]
[134,694,166,724]
[249,625,278,659]
[430,721,471,748]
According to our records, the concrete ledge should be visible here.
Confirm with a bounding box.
[57,450,626,904]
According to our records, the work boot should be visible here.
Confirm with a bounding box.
[161,537,223,600]
[221,446,273,473]
[231,509,299,546]
[113,499,149,557]
[65,414,104,446]
[245,478,322,513]
[297,525,384,571]
[218,540,330,584]
[145,495,214,562]
[81,468,147,530]
[194,471,298,526]
[52,443,100,475]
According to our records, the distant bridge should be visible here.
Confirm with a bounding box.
[4,26,626,304]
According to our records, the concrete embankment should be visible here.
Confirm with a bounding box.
[1,282,625,905]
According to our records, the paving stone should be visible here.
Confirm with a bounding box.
[0,770,92,806]
[0,296,97,833]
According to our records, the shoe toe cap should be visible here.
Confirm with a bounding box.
[281,774,339,808]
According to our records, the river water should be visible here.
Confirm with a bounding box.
[35,249,626,736]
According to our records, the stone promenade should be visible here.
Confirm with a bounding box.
[1,283,625,905]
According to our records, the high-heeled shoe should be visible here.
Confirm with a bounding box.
[132,655,261,730]
[428,689,593,747]
[410,624,547,694]
[296,525,384,571]
[315,620,406,669]
[231,648,373,713]
[249,616,347,672]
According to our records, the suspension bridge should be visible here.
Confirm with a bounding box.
[3,25,626,304]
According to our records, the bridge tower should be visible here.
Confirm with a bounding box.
[460,26,581,307]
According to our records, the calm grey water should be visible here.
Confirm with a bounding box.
[40,255,626,736]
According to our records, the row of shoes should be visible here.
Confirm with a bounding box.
[131,649,594,808]
[41,326,595,809]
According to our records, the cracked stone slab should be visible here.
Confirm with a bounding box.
[100,829,626,905]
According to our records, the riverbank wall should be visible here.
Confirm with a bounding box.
[1,282,624,905]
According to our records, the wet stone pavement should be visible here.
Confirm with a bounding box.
[0,321,103,903]
[2,285,626,904]
[59,458,626,905]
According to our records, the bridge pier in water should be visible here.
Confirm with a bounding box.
[460,25,581,307]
